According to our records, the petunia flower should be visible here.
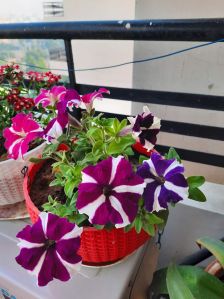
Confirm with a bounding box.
[76,156,145,227]
[137,153,188,212]
[34,86,67,108]
[43,118,64,144]
[3,113,43,159]
[80,88,110,112]
[16,212,83,287]
[127,106,161,151]
[65,89,81,111]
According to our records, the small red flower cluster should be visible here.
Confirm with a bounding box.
[0,64,24,84]
[26,71,61,87]
[45,71,61,86]
[7,89,34,111]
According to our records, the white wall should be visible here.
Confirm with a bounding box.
[63,0,136,115]
[132,0,224,183]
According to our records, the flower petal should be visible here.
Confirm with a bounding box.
[76,183,102,210]
[45,213,79,241]
[110,192,139,227]
[77,194,106,222]
[37,248,70,286]
[164,180,188,201]
[15,246,46,272]
[82,158,112,185]
[164,160,185,178]
[56,237,82,265]
[142,181,159,212]
[91,200,123,225]
[16,217,46,244]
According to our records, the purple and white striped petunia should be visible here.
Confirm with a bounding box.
[76,156,145,227]
[127,106,161,151]
[43,107,68,143]
[16,212,83,287]
[137,153,188,212]
[34,86,67,108]
[3,113,43,159]
[80,88,110,112]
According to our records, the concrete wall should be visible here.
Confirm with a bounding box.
[62,0,136,115]
[132,0,224,183]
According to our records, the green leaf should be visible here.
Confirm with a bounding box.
[64,180,76,198]
[187,176,205,189]
[197,237,224,268]
[143,223,155,236]
[29,157,46,163]
[139,155,148,164]
[86,127,103,141]
[107,135,135,155]
[94,224,105,230]
[149,266,224,299]
[134,217,142,233]
[167,264,195,299]
[73,213,88,225]
[92,140,104,155]
[119,118,127,129]
[146,213,164,225]
[188,187,206,202]
[155,209,169,230]
[165,147,181,162]
[124,223,134,232]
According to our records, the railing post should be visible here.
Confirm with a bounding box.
[64,39,76,88]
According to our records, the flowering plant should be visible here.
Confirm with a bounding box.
[0,64,61,160]
[4,86,206,286]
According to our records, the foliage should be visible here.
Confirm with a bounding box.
[149,237,224,299]
[0,63,61,155]
[40,108,206,232]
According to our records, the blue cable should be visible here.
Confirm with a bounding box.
[0,37,224,72]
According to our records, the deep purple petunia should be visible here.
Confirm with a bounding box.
[76,156,145,227]
[128,106,161,151]
[137,153,188,212]
[16,212,83,287]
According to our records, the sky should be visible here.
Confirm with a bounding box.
[0,0,44,21]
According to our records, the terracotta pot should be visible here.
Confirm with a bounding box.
[23,159,150,265]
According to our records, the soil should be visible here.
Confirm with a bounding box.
[30,160,66,210]
[0,136,7,160]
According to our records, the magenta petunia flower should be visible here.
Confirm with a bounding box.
[16,212,83,287]
[76,156,145,227]
[65,89,81,111]
[127,106,161,151]
[81,88,110,112]
[3,113,43,159]
[137,153,188,212]
[34,86,67,108]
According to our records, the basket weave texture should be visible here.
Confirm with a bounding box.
[24,160,150,265]
[0,143,45,206]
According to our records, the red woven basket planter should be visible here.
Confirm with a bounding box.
[23,160,150,266]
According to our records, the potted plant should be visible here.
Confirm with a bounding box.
[3,86,206,286]
[0,64,62,206]
[149,237,224,298]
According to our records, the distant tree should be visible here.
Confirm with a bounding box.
[24,47,48,70]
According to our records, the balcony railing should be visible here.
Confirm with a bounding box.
[0,19,223,167]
